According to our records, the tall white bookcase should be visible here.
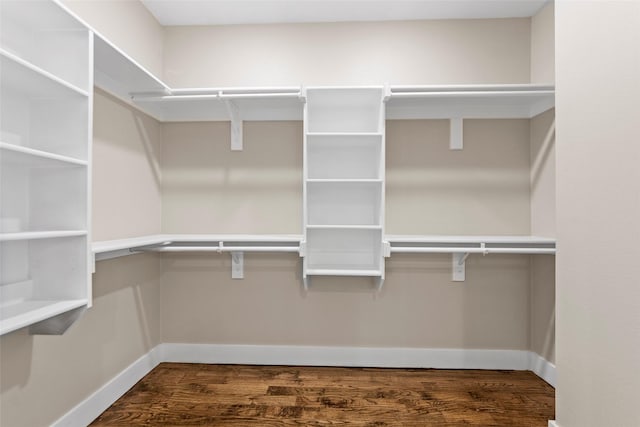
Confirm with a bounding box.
[302,87,386,287]
[0,0,92,335]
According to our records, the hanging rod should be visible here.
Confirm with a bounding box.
[389,90,555,99]
[390,247,555,255]
[141,245,300,253]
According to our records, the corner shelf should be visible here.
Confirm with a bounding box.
[0,298,88,336]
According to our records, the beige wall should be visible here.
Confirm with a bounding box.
[530,108,556,237]
[530,1,555,84]
[61,0,164,79]
[556,1,640,426]
[161,121,302,234]
[163,18,531,87]
[162,252,530,349]
[386,119,531,235]
[93,89,162,241]
[160,119,534,350]
[0,253,161,427]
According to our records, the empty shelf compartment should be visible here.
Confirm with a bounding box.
[306,133,383,179]
[305,228,383,273]
[307,181,382,226]
[306,88,383,133]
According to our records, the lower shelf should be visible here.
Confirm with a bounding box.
[0,298,88,335]
[305,268,382,277]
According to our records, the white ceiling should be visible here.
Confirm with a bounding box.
[142,0,549,26]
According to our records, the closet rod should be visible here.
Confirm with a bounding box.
[131,93,301,101]
[390,247,555,255]
[390,90,555,99]
[141,246,300,253]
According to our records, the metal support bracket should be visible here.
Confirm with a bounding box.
[223,97,243,151]
[231,251,244,279]
[452,252,468,282]
[450,118,463,150]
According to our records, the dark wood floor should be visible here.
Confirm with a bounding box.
[91,363,554,426]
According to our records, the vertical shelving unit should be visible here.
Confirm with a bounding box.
[0,0,92,335]
[303,88,386,286]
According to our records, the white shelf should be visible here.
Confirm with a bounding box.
[387,235,556,255]
[0,0,90,91]
[131,90,304,122]
[0,230,87,242]
[92,234,304,260]
[0,49,88,97]
[307,179,383,183]
[306,225,383,230]
[305,269,382,277]
[1,1,92,335]
[386,84,555,119]
[0,142,87,167]
[0,298,88,336]
[93,33,169,115]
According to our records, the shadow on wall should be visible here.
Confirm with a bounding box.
[0,329,34,393]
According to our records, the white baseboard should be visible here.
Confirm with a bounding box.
[54,344,555,426]
[51,346,162,427]
[549,421,560,427]
[529,352,556,387]
[159,343,532,370]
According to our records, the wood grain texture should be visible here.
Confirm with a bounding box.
[91,363,554,426]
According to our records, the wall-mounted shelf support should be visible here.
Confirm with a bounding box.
[450,118,464,150]
[223,97,243,151]
[452,252,468,281]
[231,252,244,279]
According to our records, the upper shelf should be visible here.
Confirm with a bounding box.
[386,84,555,119]
[90,33,554,123]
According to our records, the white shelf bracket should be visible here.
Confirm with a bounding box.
[231,251,244,279]
[452,252,468,282]
[223,97,243,151]
[299,86,307,103]
[299,240,306,257]
[376,277,385,292]
[303,276,309,292]
[450,118,464,150]
[383,241,391,258]
[383,83,392,102]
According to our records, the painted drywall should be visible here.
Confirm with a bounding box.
[386,119,531,235]
[61,0,164,79]
[163,18,531,87]
[161,252,530,349]
[530,1,555,84]
[160,118,533,349]
[530,108,556,237]
[0,253,161,427]
[530,255,555,364]
[92,89,162,241]
[161,121,302,234]
[555,1,640,425]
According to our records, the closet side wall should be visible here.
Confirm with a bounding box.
[0,92,163,427]
[163,18,531,87]
[556,2,640,425]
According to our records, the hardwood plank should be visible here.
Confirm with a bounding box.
[91,363,554,426]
